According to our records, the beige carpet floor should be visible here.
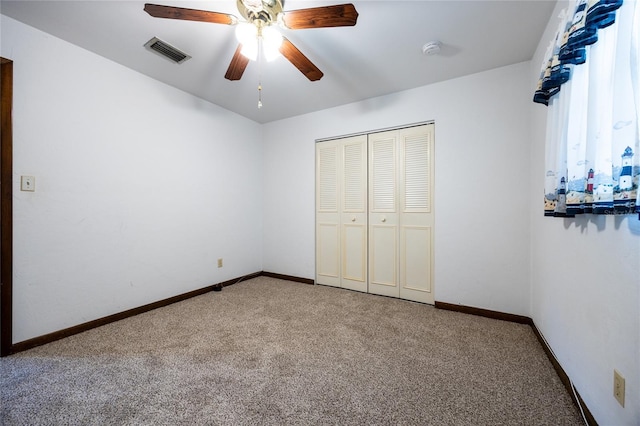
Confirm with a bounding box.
[1,277,583,425]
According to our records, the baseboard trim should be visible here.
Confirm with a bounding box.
[261,271,314,285]
[434,301,532,325]
[435,301,597,426]
[529,322,597,426]
[9,271,311,354]
[10,271,262,355]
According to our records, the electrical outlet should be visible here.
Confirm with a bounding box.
[20,176,35,192]
[614,369,625,407]
[217,258,223,268]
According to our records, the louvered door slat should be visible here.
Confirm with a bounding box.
[344,142,365,211]
[371,138,396,212]
[404,134,430,212]
[318,145,338,212]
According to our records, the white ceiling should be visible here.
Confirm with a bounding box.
[0,0,555,123]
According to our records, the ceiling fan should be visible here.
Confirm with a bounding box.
[143,0,359,82]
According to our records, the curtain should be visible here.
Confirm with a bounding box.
[535,0,639,220]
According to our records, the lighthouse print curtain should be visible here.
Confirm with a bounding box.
[534,0,640,220]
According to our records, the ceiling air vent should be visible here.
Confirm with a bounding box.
[144,37,191,64]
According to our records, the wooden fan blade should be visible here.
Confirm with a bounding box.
[279,38,323,81]
[225,45,250,81]
[144,4,236,25]
[281,4,358,30]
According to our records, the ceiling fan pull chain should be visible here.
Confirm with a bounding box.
[257,34,263,109]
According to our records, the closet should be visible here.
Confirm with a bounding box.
[315,123,434,304]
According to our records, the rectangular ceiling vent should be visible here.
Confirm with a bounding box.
[144,37,191,64]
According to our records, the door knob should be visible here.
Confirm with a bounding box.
[381,217,386,222]
[351,217,356,222]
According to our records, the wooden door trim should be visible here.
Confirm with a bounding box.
[1,57,13,357]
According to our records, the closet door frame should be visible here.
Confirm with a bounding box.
[315,121,434,304]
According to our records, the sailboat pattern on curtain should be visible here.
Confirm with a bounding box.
[534,0,640,220]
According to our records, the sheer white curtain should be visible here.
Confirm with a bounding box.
[535,0,639,220]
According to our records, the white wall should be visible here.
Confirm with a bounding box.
[1,16,263,343]
[528,2,640,425]
[3,5,638,424]
[262,61,532,316]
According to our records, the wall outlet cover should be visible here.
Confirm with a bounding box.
[614,369,625,407]
[20,176,35,192]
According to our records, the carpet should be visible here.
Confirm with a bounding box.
[1,277,583,425]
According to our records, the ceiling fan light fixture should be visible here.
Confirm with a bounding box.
[235,22,257,44]
[240,40,259,61]
[262,26,283,61]
[235,22,281,62]
[236,22,258,60]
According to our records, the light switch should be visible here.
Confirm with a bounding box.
[21,176,35,192]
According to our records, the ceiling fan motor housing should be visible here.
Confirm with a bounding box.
[237,0,283,25]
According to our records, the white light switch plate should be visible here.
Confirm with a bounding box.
[21,176,35,192]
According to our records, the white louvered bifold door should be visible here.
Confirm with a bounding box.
[317,124,434,303]
[368,131,400,298]
[316,141,341,287]
[341,136,368,292]
[316,136,367,291]
[399,125,434,304]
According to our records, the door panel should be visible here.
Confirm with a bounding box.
[316,143,340,286]
[401,225,431,293]
[342,223,366,290]
[317,223,340,286]
[369,224,398,296]
[368,131,399,297]
[340,137,367,291]
[1,58,13,355]
[399,125,435,303]
[316,135,367,291]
